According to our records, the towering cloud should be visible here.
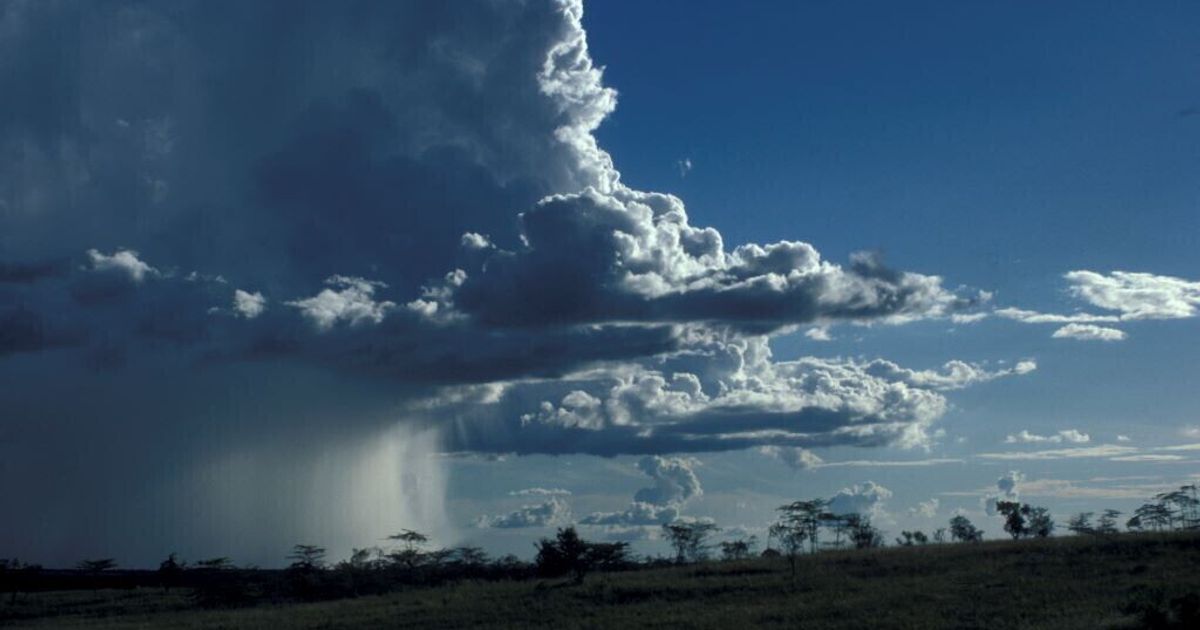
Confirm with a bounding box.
[0,0,1024,564]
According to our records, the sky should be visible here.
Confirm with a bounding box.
[0,0,1198,567]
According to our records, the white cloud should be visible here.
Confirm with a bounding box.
[85,249,157,282]
[1065,270,1200,320]
[475,497,570,529]
[863,358,1036,391]
[1051,323,1127,341]
[579,456,702,529]
[994,307,1118,324]
[1004,429,1090,444]
[951,313,988,324]
[633,456,702,505]
[509,487,572,497]
[677,158,693,177]
[804,326,832,341]
[1116,435,1131,442]
[232,289,266,319]
[759,446,823,470]
[286,275,394,330]
[579,501,679,527]
[907,498,939,519]
[828,481,892,518]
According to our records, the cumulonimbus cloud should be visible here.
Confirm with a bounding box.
[0,0,1031,563]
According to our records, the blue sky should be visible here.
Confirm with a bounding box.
[1,0,1198,566]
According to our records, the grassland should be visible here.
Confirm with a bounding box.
[4,533,1199,629]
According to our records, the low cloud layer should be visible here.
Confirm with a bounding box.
[475,497,571,529]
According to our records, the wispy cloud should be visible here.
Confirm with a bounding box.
[1004,429,1090,444]
[1051,323,1127,342]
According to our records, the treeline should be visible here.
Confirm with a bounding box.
[2,484,1197,608]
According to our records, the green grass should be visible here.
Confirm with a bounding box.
[5,533,1199,629]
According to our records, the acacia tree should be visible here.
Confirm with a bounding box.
[949,515,983,542]
[662,521,719,563]
[777,499,829,553]
[1096,509,1123,535]
[77,558,117,574]
[719,536,757,561]
[1067,512,1095,535]
[287,545,327,571]
[386,530,430,570]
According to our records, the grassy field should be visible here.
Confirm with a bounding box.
[4,533,1199,629]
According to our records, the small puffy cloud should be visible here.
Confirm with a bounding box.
[285,276,394,330]
[232,290,266,319]
[1004,429,1090,444]
[1051,323,1126,342]
[950,312,988,324]
[760,446,823,470]
[804,326,832,341]
[460,232,493,250]
[677,158,693,177]
[475,497,570,529]
[85,249,158,283]
[509,487,572,497]
[827,481,892,518]
[1065,270,1200,320]
[907,498,939,519]
[1116,435,1131,442]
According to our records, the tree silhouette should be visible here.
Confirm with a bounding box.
[777,499,830,553]
[1027,506,1054,538]
[77,558,117,574]
[195,557,233,571]
[896,530,929,546]
[949,515,983,542]
[996,501,1027,539]
[1067,512,1095,535]
[386,530,429,570]
[719,536,757,561]
[662,521,719,563]
[287,544,327,571]
[534,526,629,584]
[157,553,185,593]
[845,514,884,549]
[1096,509,1122,535]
